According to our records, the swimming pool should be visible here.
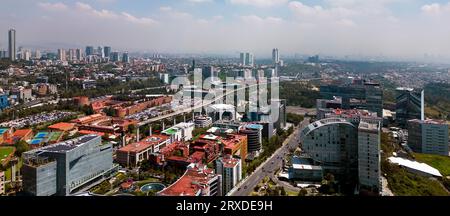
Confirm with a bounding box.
[140,183,165,193]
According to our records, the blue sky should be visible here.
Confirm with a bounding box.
[1,0,450,59]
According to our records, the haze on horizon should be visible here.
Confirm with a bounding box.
[1,0,450,60]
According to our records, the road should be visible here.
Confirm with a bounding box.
[137,82,266,126]
[229,117,311,196]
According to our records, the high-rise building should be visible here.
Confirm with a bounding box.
[34,50,41,59]
[8,29,16,61]
[395,87,424,127]
[76,48,82,60]
[272,48,280,64]
[301,117,382,194]
[103,46,111,59]
[320,80,383,117]
[68,49,76,61]
[97,46,104,58]
[240,52,254,67]
[57,49,66,61]
[21,135,115,196]
[21,49,31,61]
[202,66,218,81]
[122,52,130,63]
[0,50,7,59]
[407,119,449,156]
[301,118,358,176]
[216,156,242,195]
[358,121,381,193]
[111,52,120,62]
[85,46,94,56]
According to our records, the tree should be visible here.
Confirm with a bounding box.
[298,188,308,196]
[14,140,30,156]
[280,187,287,196]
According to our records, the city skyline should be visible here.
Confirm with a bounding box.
[1,0,450,60]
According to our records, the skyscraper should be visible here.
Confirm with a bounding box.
[111,52,120,62]
[272,48,279,64]
[34,50,41,60]
[240,52,254,67]
[122,52,130,63]
[85,46,94,56]
[358,121,381,193]
[68,49,76,61]
[395,87,424,127]
[104,46,111,58]
[57,49,66,61]
[76,48,82,60]
[97,46,104,58]
[8,29,16,61]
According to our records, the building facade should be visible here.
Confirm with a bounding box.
[8,29,16,61]
[22,135,114,196]
[407,119,449,156]
[395,88,424,127]
[357,121,381,193]
[216,156,242,195]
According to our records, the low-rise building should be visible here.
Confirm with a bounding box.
[194,116,213,128]
[407,119,449,156]
[116,134,170,167]
[158,163,222,196]
[162,122,194,142]
[47,122,76,133]
[4,129,34,145]
[288,156,323,182]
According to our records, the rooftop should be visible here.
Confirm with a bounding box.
[119,134,169,153]
[158,163,217,196]
[26,135,100,154]
[220,156,240,168]
[48,122,75,131]
[13,129,33,137]
[388,156,442,177]
[408,119,448,125]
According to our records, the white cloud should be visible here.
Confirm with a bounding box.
[159,6,192,19]
[74,2,156,25]
[37,2,69,11]
[240,15,283,24]
[229,0,288,7]
[289,1,357,20]
[421,2,450,15]
[121,12,158,25]
[159,6,173,12]
[187,0,213,3]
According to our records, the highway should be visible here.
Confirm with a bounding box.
[137,82,266,127]
[229,117,311,196]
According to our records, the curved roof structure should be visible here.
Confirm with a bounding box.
[207,104,235,112]
[301,118,356,138]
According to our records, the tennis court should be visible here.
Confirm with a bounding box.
[29,138,44,145]
[35,132,49,139]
